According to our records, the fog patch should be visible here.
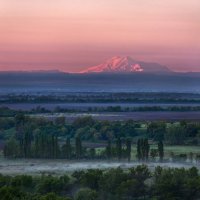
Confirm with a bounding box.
[0,159,199,176]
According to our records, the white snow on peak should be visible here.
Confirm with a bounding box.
[80,56,170,73]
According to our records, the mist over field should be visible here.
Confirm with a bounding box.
[0,159,198,176]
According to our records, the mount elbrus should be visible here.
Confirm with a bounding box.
[80,56,171,73]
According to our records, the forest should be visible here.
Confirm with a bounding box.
[1,114,200,199]
[0,165,200,200]
[1,114,200,162]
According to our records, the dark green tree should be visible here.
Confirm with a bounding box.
[4,137,19,158]
[89,148,96,159]
[106,140,112,159]
[116,138,122,161]
[137,138,149,162]
[61,138,71,159]
[150,149,158,161]
[126,138,131,162]
[52,135,60,159]
[75,188,97,200]
[22,128,32,158]
[166,124,186,145]
[137,139,142,161]
[158,140,164,162]
[144,138,150,161]
[66,138,71,159]
[75,137,82,159]
[147,122,166,141]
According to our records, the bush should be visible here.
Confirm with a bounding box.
[74,188,97,200]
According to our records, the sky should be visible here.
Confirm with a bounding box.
[0,0,200,72]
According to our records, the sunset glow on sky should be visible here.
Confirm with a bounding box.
[0,0,200,72]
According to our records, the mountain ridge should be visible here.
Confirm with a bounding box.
[80,56,171,73]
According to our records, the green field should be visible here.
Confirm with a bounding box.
[164,145,200,155]
[130,145,200,159]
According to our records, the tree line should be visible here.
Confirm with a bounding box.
[4,126,164,162]
[1,114,200,145]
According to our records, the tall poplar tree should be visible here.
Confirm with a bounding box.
[75,137,82,159]
[126,138,131,162]
[66,138,71,159]
[106,140,112,159]
[116,138,122,161]
[158,140,164,162]
[137,139,142,161]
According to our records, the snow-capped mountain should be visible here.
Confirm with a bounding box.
[80,56,171,73]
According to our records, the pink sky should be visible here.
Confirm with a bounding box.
[0,0,200,72]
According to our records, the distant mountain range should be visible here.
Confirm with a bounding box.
[0,56,200,95]
[80,56,171,73]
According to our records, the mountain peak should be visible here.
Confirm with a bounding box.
[80,56,171,73]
